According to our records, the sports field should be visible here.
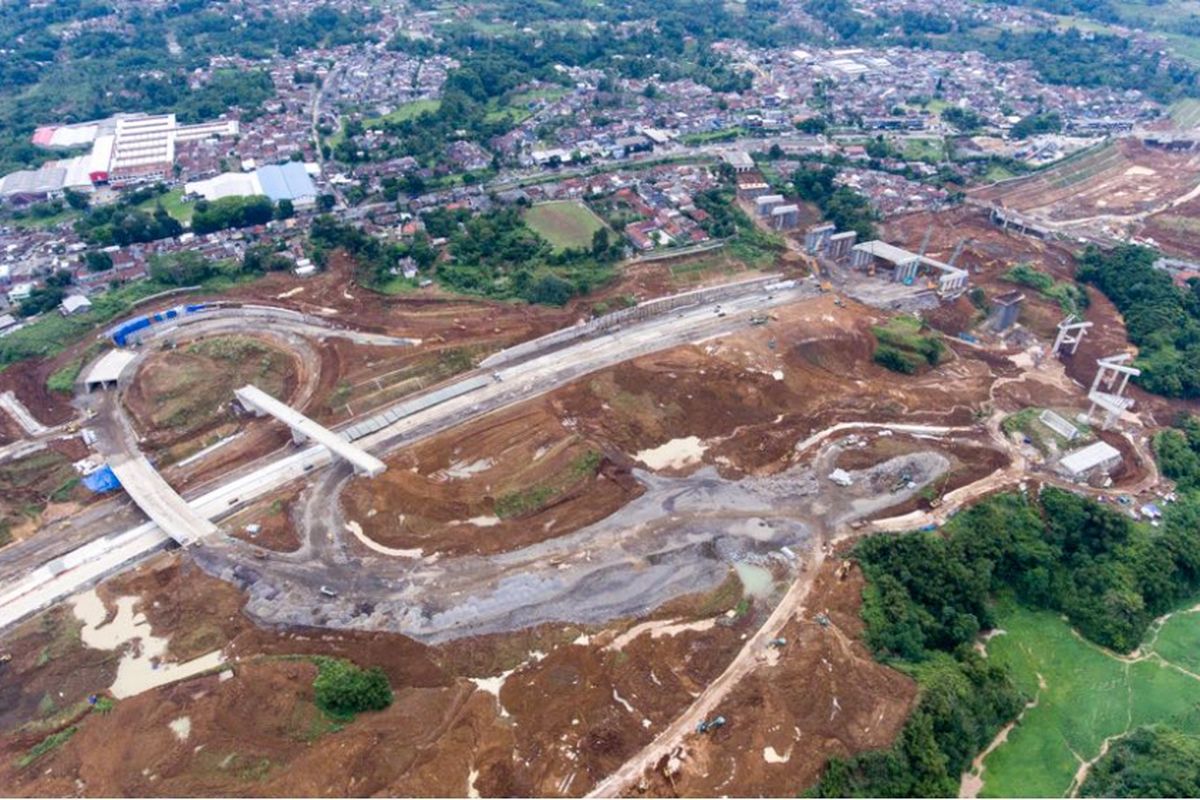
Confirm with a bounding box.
[364,99,441,129]
[136,188,193,224]
[523,201,607,252]
[976,605,1200,797]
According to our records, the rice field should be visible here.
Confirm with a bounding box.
[1170,99,1200,130]
[975,605,1200,797]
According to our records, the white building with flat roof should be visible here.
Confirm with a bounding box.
[1058,440,1122,482]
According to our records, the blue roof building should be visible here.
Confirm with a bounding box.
[254,162,317,206]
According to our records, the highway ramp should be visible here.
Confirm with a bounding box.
[108,455,219,545]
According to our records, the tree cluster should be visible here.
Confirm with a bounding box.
[75,203,182,247]
[791,166,878,240]
[1080,725,1200,798]
[1010,110,1063,139]
[438,207,618,305]
[16,270,73,318]
[191,196,279,235]
[312,658,392,719]
[1078,244,1200,399]
[813,486,1200,795]
[1155,415,1200,492]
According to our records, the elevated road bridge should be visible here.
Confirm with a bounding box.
[235,384,386,477]
[107,454,219,546]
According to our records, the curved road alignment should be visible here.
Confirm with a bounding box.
[0,283,815,631]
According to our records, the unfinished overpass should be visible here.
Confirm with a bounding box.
[108,455,219,546]
[235,384,386,477]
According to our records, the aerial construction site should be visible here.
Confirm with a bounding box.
[0,197,1173,797]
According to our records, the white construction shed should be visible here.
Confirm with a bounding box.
[1058,441,1122,482]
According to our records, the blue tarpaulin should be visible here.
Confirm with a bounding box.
[82,465,121,493]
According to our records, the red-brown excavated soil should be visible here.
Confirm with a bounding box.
[344,295,1002,557]
[1140,194,1200,260]
[971,139,1200,220]
[626,560,917,797]
[0,552,809,797]
[0,359,76,429]
[223,486,304,553]
[884,206,1082,341]
[341,400,644,557]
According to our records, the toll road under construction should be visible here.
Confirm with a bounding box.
[480,273,793,369]
[1,277,814,632]
[234,384,386,477]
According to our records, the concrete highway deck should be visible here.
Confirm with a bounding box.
[235,384,386,477]
[108,455,219,546]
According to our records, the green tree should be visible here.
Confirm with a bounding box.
[64,188,89,211]
[148,251,215,286]
[313,659,392,718]
[1081,726,1200,798]
[84,251,113,273]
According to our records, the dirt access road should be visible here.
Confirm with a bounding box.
[586,547,827,797]
[587,355,1165,796]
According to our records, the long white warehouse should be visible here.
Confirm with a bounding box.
[234,384,386,477]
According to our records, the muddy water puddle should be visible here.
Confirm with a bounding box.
[72,589,224,699]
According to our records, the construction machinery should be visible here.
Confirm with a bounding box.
[768,637,788,648]
[890,469,913,493]
[815,613,831,628]
[696,716,727,734]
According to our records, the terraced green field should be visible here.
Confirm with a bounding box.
[976,606,1200,797]
[1170,98,1200,129]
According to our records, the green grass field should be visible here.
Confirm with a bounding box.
[364,99,441,129]
[977,606,1200,797]
[1147,601,1200,674]
[981,163,1018,183]
[902,137,945,163]
[1170,99,1200,129]
[6,208,77,229]
[523,201,607,252]
[136,188,194,224]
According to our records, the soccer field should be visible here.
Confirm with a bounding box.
[523,201,607,252]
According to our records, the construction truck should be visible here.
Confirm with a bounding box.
[768,637,788,648]
[750,315,770,326]
[696,716,727,734]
